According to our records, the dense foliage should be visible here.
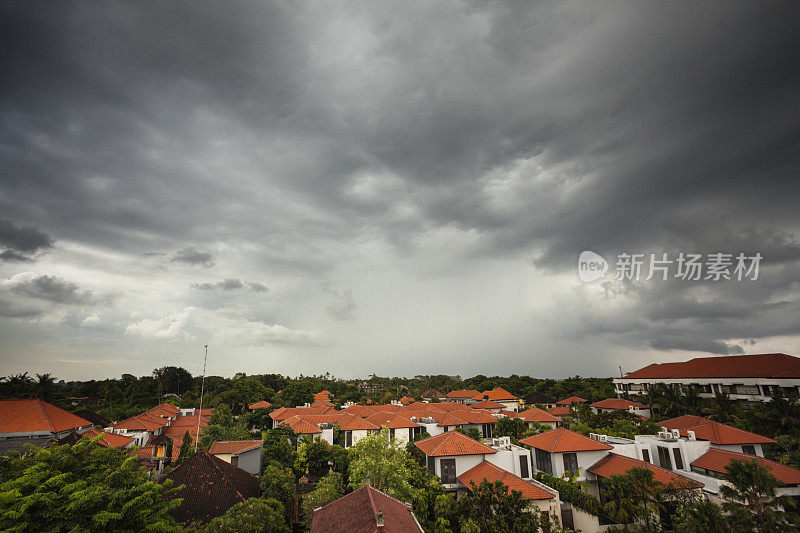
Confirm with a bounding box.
[533,471,602,515]
[201,498,289,533]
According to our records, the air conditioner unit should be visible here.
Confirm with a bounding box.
[492,438,501,447]
[589,433,598,441]
[687,431,696,441]
[672,429,681,438]
[599,435,608,442]
[658,431,670,439]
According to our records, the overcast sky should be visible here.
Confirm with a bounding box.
[2,2,799,381]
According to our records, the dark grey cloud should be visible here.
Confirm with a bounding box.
[7,275,98,305]
[191,279,267,292]
[172,247,215,267]
[0,219,53,262]
[1,2,800,377]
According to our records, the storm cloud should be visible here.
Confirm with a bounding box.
[1,1,799,379]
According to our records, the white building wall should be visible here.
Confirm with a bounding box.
[236,447,262,476]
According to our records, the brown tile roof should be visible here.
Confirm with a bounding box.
[518,407,561,423]
[458,461,555,500]
[470,399,506,410]
[436,413,469,427]
[456,410,498,425]
[414,430,496,457]
[591,398,648,410]
[519,428,613,453]
[0,399,92,434]
[365,412,420,429]
[623,353,800,379]
[311,483,423,533]
[556,396,588,405]
[78,428,135,448]
[421,389,445,398]
[280,416,322,434]
[338,415,379,431]
[548,406,572,416]
[472,387,518,401]
[208,440,263,455]
[248,400,272,410]
[589,453,703,488]
[447,389,481,399]
[161,451,260,524]
[145,403,181,418]
[399,396,415,405]
[691,448,800,485]
[113,413,168,432]
[659,415,774,445]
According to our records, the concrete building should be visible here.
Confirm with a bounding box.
[209,440,264,476]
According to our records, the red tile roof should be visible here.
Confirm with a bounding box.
[161,451,261,524]
[113,413,168,432]
[339,415,380,431]
[78,427,135,448]
[458,461,555,500]
[457,410,498,425]
[145,403,181,418]
[436,413,469,427]
[365,412,420,429]
[518,407,561,423]
[248,400,272,410]
[270,406,336,421]
[519,428,613,453]
[591,398,649,410]
[447,389,481,399]
[208,440,263,455]
[691,448,800,485]
[589,453,703,488]
[548,406,572,416]
[399,396,415,405]
[659,415,774,445]
[472,387,518,401]
[470,399,506,410]
[622,353,800,379]
[280,416,322,434]
[0,399,92,434]
[557,396,588,405]
[311,483,423,533]
[414,430,496,457]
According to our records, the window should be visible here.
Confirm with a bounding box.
[742,445,756,456]
[427,455,435,474]
[482,424,493,438]
[657,447,672,470]
[535,448,553,475]
[231,455,239,468]
[389,428,395,439]
[346,431,353,448]
[672,448,684,470]
[519,455,530,478]
[642,448,650,463]
[440,458,456,484]
[563,453,579,476]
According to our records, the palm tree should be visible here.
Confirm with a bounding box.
[676,500,728,532]
[721,458,787,531]
[5,372,33,397]
[703,392,738,423]
[34,373,56,401]
[765,395,800,433]
[601,475,640,531]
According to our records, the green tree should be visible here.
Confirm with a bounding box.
[203,497,290,532]
[262,426,299,474]
[494,417,527,440]
[721,458,788,531]
[675,500,728,532]
[348,428,416,501]
[33,373,56,401]
[177,431,194,464]
[455,427,483,441]
[600,474,640,531]
[300,472,344,528]
[457,480,542,532]
[0,438,181,532]
[260,462,296,519]
[209,404,234,427]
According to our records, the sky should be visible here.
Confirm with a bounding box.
[1,2,800,381]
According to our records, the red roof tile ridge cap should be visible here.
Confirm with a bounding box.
[36,399,56,432]
[366,482,378,519]
[552,428,563,452]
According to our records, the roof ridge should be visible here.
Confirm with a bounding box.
[36,399,56,432]
[366,482,378,517]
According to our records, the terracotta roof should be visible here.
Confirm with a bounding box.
[78,428,135,448]
[161,451,260,524]
[414,430,496,457]
[339,416,380,431]
[280,416,322,434]
[145,403,181,418]
[518,407,561,423]
[548,406,572,416]
[691,448,800,485]
[589,453,703,488]
[209,440,263,455]
[591,398,648,410]
[399,396,415,405]
[248,400,272,410]
[270,406,337,421]
[457,410,498,424]
[113,413,168,432]
[311,483,423,533]
[458,461,555,500]
[436,413,469,427]
[556,396,588,405]
[519,428,613,453]
[659,415,775,445]
[472,387,518,401]
[421,388,445,398]
[622,353,800,379]
[470,399,506,410]
[312,400,334,408]
[314,390,332,401]
[365,412,420,429]
[447,389,481,399]
[0,399,92,434]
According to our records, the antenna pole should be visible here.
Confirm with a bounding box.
[195,345,208,452]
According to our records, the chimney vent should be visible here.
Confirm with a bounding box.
[376,510,384,528]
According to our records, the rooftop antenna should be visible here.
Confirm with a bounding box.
[195,344,208,452]
[618,364,624,378]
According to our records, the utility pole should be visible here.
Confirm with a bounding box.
[195,345,208,452]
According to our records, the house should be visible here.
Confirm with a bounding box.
[547,406,573,417]
[314,390,333,402]
[556,396,588,406]
[398,396,415,405]
[209,440,263,476]
[248,400,272,410]
[414,432,533,490]
[109,413,169,446]
[469,399,506,413]
[364,412,423,445]
[590,398,651,418]
[421,389,447,402]
[659,415,774,456]
[689,448,800,501]
[0,399,93,453]
[446,389,481,403]
[458,460,561,519]
[520,428,613,482]
[160,451,260,524]
[587,452,703,499]
[57,427,135,449]
[471,387,521,411]
[522,392,557,410]
[311,482,424,532]
[614,353,800,403]
[516,407,562,429]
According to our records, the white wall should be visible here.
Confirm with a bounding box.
[540,450,609,481]
[434,454,486,487]
[713,443,764,457]
[237,447,262,476]
[485,447,533,479]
